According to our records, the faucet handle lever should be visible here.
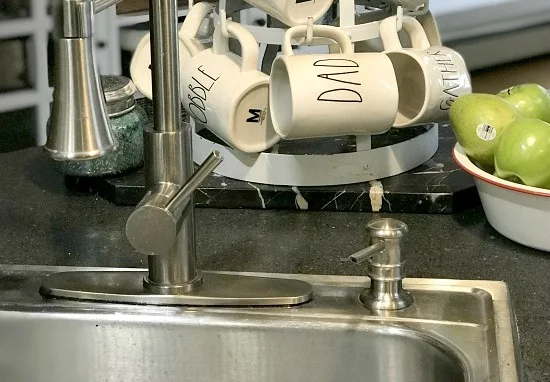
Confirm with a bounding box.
[126,151,223,256]
[165,151,223,216]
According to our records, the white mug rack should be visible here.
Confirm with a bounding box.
[189,0,440,186]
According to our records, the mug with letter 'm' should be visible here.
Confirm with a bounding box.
[180,20,280,153]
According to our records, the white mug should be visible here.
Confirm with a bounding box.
[243,0,333,27]
[130,2,213,100]
[180,20,279,153]
[179,2,214,56]
[380,15,471,128]
[269,25,399,140]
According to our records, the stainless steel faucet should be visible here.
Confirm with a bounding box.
[41,0,313,306]
[45,0,209,292]
[349,218,413,310]
[45,0,120,160]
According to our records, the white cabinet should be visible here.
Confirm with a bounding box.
[0,1,161,145]
[0,0,50,145]
[430,0,550,70]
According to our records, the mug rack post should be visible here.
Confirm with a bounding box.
[340,0,371,152]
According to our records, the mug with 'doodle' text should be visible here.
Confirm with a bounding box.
[180,20,280,153]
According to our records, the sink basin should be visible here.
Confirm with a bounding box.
[0,265,521,382]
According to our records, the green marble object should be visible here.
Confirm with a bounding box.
[54,76,147,177]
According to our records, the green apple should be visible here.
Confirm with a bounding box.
[498,84,550,123]
[495,118,550,189]
[450,93,519,168]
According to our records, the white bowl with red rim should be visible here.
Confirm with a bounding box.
[453,142,550,252]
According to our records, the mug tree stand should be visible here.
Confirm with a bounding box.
[70,2,478,213]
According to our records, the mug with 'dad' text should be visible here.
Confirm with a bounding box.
[269,25,399,140]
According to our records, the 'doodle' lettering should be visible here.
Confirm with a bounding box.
[185,65,219,124]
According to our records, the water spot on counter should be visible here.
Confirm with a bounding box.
[292,186,309,210]
[369,181,391,212]
[369,181,383,212]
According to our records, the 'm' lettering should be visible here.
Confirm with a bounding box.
[246,109,262,123]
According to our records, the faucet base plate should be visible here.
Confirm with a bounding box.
[39,270,314,306]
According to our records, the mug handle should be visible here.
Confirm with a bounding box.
[380,15,431,51]
[179,2,214,57]
[212,20,260,73]
[282,25,353,56]
[180,2,213,38]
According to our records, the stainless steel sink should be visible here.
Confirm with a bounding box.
[0,265,521,382]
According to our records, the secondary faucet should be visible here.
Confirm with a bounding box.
[349,218,413,310]
[45,0,119,160]
[41,0,313,306]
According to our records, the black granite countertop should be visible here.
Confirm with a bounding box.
[0,147,548,381]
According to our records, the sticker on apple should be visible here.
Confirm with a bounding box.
[476,123,497,141]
